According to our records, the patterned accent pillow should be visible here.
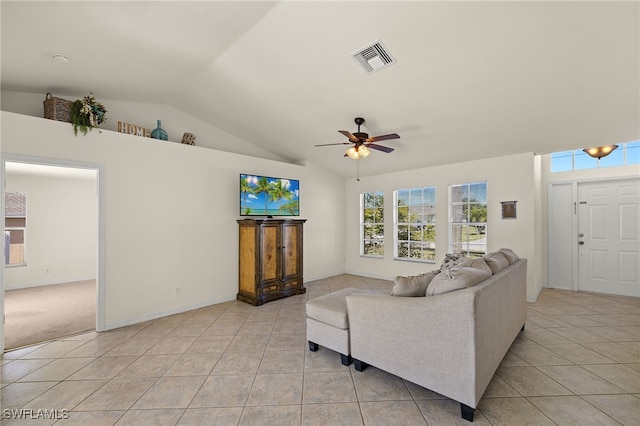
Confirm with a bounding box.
[440,252,466,272]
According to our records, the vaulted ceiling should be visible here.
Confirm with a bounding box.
[2,1,638,177]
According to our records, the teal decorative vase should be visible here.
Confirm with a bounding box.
[151,120,168,140]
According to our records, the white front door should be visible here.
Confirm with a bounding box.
[578,179,640,297]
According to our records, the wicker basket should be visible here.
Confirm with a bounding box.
[43,92,73,122]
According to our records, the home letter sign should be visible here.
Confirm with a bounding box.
[118,121,151,138]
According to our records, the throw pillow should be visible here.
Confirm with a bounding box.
[391,270,439,297]
[426,265,491,296]
[484,252,510,274]
[439,252,466,271]
[458,257,493,275]
[499,248,519,264]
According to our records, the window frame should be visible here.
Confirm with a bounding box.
[551,141,640,173]
[449,181,487,258]
[360,191,384,258]
[393,186,436,263]
[5,191,27,267]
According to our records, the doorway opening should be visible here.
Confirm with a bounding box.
[1,157,105,353]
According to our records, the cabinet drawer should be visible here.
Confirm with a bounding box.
[283,279,301,290]
[262,284,280,294]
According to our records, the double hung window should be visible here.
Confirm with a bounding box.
[450,182,487,257]
[361,191,384,257]
[394,187,436,262]
[5,192,26,266]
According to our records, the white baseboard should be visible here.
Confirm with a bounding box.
[5,277,97,291]
[343,269,393,281]
[303,270,348,283]
[102,295,237,332]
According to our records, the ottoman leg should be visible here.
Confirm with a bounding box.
[340,354,352,366]
[308,341,319,352]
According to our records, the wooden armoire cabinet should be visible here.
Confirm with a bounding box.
[237,218,306,305]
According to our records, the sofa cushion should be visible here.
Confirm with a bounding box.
[306,287,368,329]
[499,248,519,264]
[391,270,439,297]
[426,265,491,296]
[458,257,493,275]
[484,252,510,274]
[440,252,466,271]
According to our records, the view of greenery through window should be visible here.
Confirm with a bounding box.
[394,187,436,262]
[551,141,640,172]
[361,191,384,257]
[450,182,487,257]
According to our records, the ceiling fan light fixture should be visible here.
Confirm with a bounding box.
[583,144,618,159]
[346,146,360,159]
[346,145,371,160]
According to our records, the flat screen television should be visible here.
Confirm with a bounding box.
[240,174,300,217]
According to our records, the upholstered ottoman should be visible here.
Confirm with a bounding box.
[306,287,368,366]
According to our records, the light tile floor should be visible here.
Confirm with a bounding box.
[1,274,639,425]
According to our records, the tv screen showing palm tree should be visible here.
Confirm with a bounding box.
[240,174,300,217]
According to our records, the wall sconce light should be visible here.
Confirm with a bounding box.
[582,145,618,159]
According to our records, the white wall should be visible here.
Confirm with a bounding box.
[4,172,97,289]
[1,111,345,330]
[1,90,286,162]
[344,152,541,301]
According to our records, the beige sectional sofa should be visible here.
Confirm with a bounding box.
[346,254,527,422]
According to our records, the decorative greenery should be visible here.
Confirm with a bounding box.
[70,93,107,136]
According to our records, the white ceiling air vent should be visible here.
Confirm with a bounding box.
[352,40,396,74]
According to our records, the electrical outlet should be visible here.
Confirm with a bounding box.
[44,266,50,273]
[175,287,181,295]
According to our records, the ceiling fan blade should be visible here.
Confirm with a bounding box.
[367,133,400,142]
[367,143,395,153]
[315,142,352,147]
[339,130,359,142]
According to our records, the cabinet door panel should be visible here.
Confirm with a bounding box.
[282,223,299,277]
[238,226,257,295]
[261,225,279,281]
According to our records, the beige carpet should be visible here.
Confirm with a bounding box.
[4,280,96,350]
